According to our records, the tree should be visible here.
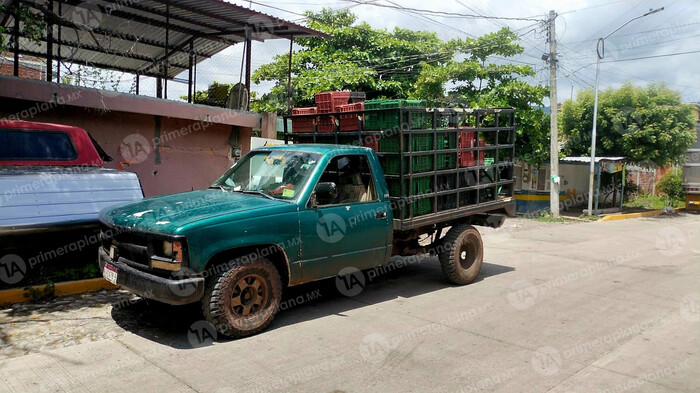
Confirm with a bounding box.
[0,4,45,52]
[560,83,696,167]
[413,28,551,164]
[251,8,449,113]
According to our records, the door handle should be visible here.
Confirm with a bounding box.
[375,211,387,219]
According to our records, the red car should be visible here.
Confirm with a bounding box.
[0,120,105,166]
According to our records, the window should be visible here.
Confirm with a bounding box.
[212,150,321,200]
[316,155,378,206]
[0,129,77,161]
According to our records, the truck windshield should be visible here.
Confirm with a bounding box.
[211,150,321,200]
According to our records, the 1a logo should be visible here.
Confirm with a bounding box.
[335,266,365,297]
[316,213,346,243]
[187,320,217,348]
[0,254,26,285]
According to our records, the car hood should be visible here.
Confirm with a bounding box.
[99,190,293,234]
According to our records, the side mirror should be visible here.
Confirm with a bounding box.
[311,182,337,208]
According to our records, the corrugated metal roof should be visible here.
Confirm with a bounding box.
[1,0,326,79]
[561,156,627,163]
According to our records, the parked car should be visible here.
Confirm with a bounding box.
[98,107,516,338]
[0,120,143,287]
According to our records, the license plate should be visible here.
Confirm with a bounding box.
[103,263,118,285]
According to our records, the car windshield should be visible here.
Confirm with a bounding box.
[211,150,321,200]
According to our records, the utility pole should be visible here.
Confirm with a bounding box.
[548,10,560,217]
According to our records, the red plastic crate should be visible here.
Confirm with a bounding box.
[458,129,485,167]
[291,107,316,133]
[338,102,364,131]
[317,115,335,133]
[315,91,351,113]
[362,134,380,152]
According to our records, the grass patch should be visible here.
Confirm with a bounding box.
[624,195,684,210]
[534,216,567,223]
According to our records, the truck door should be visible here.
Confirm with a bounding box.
[299,154,390,281]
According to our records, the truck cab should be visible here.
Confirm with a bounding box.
[99,145,393,336]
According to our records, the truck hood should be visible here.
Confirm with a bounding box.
[99,190,292,234]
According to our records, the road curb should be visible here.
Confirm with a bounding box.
[600,207,684,221]
[0,278,118,306]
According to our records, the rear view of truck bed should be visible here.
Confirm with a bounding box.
[284,104,516,231]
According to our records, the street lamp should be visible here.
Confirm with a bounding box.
[587,7,664,216]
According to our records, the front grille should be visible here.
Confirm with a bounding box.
[100,223,150,266]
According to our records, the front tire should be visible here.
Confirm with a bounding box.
[202,257,282,338]
[438,224,483,285]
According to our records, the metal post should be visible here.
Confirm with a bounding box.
[156,77,163,98]
[56,0,62,83]
[46,0,54,82]
[187,40,193,103]
[586,7,664,216]
[286,36,294,114]
[245,33,252,101]
[587,55,601,216]
[594,163,601,216]
[13,5,19,76]
[135,74,140,95]
[164,0,169,99]
[620,164,626,211]
[548,10,560,217]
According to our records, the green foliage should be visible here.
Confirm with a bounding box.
[624,194,684,210]
[61,65,129,92]
[23,281,55,303]
[251,8,449,113]
[414,29,551,164]
[657,168,684,201]
[250,9,549,165]
[48,264,100,282]
[183,81,235,107]
[0,4,46,52]
[561,83,696,166]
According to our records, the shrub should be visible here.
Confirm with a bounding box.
[657,168,683,201]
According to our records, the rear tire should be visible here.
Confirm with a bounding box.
[438,224,483,285]
[202,257,282,338]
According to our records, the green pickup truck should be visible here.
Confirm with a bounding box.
[99,110,515,338]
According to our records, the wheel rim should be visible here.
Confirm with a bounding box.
[458,235,478,270]
[230,274,269,318]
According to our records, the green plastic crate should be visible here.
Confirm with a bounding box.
[413,198,433,216]
[439,132,457,149]
[379,156,406,175]
[364,99,384,130]
[380,99,427,130]
[411,155,433,173]
[378,135,401,152]
[387,176,432,197]
[410,133,433,151]
[436,153,457,170]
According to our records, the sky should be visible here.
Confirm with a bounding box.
[148,0,700,105]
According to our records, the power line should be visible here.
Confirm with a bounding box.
[339,0,541,21]
[603,49,700,63]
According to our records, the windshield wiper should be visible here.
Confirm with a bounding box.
[209,185,228,192]
[239,190,276,200]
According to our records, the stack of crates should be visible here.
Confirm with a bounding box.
[364,99,426,130]
[458,128,484,167]
[291,107,317,133]
[338,102,364,131]
[316,91,351,133]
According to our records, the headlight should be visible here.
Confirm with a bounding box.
[163,241,173,257]
[162,240,183,262]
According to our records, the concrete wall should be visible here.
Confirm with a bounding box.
[0,101,253,197]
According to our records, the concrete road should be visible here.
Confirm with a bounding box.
[1,214,698,393]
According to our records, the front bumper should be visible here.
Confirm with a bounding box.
[98,247,204,305]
